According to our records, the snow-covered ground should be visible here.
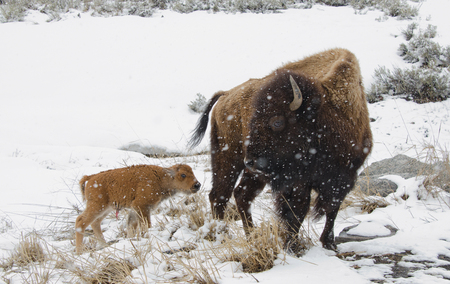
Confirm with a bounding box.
[1,1,450,283]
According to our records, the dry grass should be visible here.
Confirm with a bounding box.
[341,186,390,214]
[91,257,136,284]
[421,144,450,193]
[216,217,288,273]
[160,251,219,284]
[4,148,449,282]
[66,253,136,284]
[9,233,46,268]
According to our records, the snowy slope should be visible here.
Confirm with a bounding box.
[1,0,450,283]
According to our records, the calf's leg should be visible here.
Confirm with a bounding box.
[128,204,151,237]
[75,204,110,254]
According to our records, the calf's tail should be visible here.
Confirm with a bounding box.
[79,175,90,202]
[188,92,224,149]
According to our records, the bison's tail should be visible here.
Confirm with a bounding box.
[188,92,224,149]
[79,175,90,202]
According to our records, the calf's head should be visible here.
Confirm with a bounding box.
[167,164,201,193]
[244,71,323,179]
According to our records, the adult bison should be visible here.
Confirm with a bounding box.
[189,48,372,251]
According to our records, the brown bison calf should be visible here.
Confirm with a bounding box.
[75,164,201,254]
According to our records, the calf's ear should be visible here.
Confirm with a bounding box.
[165,168,176,179]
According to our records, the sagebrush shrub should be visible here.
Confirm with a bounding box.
[399,24,448,68]
[350,0,418,20]
[369,23,450,103]
[369,66,450,103]
[0,0,422,22]
[188,93,207,113]
[316,0,350,7]
[0,0,28,22]
[401,22,417,41]
[382,0,417,19]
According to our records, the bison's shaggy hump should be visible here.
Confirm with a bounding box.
[189,48,372,252]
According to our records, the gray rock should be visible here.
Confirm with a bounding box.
[356,154,442,196]
[336,224,398,244]
[357,175,398,197]
[359,154,433,179]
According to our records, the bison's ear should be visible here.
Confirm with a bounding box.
[289,75,303,111]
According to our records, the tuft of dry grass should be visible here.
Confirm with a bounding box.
[341,186,390,214]
[183,194,208,230]
[66,253,136,284]
[9,233,46,268]
[92,257,136,284]
[217,217,287,273]
[421,144,450,193]
[163,252,219,284]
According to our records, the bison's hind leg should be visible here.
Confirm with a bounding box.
[233,169,266,235]
[209,132,245,219]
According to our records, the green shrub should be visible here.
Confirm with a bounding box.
[0,0,421,22]
[369,66,450,103]
[172,0,287,13]
[401,22,417,41]
[399,24,449,68]
[369,23,450,104]
[0,0,154,22]
[350,0,418,20]
[316,0,350,7]
[188,93,208,113]
[0,0,28,22]
[382,0,417,19]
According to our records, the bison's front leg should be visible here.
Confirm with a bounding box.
[233,169,266,235]
[316,169,357,251]
[274,182,312,254]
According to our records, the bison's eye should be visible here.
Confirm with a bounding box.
[181,174,186,179]
[269,116,285,132]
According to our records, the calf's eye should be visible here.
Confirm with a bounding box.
[181,174,186,178]
[269,116,285,132]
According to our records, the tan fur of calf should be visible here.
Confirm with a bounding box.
[75,164,201,254]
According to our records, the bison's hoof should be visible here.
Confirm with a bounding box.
[285,237,312,257]
[322,241,338,252]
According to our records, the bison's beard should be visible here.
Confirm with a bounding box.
[261,160,305,191]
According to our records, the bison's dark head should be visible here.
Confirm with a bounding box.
[244,70,323,184]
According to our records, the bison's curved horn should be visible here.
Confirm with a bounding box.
[289,75,303,111]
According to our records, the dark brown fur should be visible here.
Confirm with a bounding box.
[189,48,372,251]
[75,164,201,254]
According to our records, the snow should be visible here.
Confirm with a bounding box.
[346,221,392,237]
[1,0,450,283]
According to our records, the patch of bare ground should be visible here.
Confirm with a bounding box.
[337,249,450,282]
